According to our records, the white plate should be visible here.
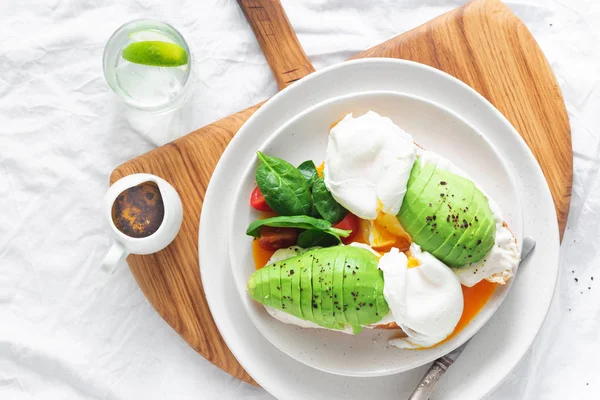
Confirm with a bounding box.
[228,91,523,377]
[200,59,559,399]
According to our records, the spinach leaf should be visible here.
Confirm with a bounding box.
[256,152,312,216]
[246,215,350,238]
[312,177,347,223]
[297,229,341,248]
[298,160,321,217]
[310,203,321,218]
[297,160,318,188]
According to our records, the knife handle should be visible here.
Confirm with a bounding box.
[237,0,315,90]
[408,356,454,400]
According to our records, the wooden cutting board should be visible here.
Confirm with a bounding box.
[110,0,572,386]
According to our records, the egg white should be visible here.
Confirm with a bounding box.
[379,244,464,349]
[324,111,416,220]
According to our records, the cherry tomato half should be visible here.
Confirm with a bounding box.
[258,226,298,251]
[250,186,272,212]
[333,213,359,245]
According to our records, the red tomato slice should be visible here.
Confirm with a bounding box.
[334,213,359,245]
[258,226,298,251]
[250,186,272,212]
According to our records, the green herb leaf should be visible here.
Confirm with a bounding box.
[312,177,347,223]
[297,160,318,188]
[246,215,350,239]
[256,152,312,216]
[297,229,341,248]
[310,203,321,218]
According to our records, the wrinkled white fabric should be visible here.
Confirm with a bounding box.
[0,0,598,399]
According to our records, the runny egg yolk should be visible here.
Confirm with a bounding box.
[369,210,411,253]
[330,118,343,130]
[252,239,274,270]
[316,162,325,178]
[449,280,497,342]
[407,256,420,269]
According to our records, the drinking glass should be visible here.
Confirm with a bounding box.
[103,19,193,113]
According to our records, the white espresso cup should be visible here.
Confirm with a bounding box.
[102,173,183,273]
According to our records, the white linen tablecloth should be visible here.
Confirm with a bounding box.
[1,0,599,398]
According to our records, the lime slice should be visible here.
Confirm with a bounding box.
[122,41,188,67]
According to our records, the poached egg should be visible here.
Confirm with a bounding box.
[379,244,464,349]
[324,111,416,220]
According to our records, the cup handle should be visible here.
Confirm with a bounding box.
[101,241,128,273]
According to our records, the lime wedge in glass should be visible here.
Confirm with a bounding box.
[122,41,188,67]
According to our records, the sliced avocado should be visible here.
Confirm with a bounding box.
[262,263,272,307]
[248,263,273,307]
[249,265,262,301]
[269,262,283,310]
[403,168,453,236]
[398,164,496,267]
[319,253,337,328]
[247,268,259,302]
[479,214,497,251]
[398,162,437,226]
[444,188,495,266]
[280,257,302,318]
[453,205,496,267]
[299,251,315,322]
[371,266,389,323]
[341,252,360,332]
[375,275,389,324]
[345,247,388,326]
[310,251,325,326]
[339,246,387,332]
[451,190,496,265]
[431,187,481,262]
[406,158,423,187]
[290,256,303,319]
[402,161,437,207]
[254,266,264,305]
[279,259,293,316]
[421,173,476,260]
[331,248,347,327]
[247,247,388,331]
[399,160,423,211]
[443,192,482,267]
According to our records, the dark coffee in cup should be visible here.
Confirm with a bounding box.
[111,181,165,238]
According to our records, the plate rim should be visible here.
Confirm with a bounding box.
[226,89,524,377]
[199,58,559,399]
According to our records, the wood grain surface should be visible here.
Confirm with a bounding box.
[110,0,572,386]
[237,0,315,89]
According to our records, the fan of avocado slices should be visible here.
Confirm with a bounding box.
[397,160,496,268]
[248,246,388,334]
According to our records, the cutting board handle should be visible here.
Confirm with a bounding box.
[237,0,315,90]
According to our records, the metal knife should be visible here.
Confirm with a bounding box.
[408,236,536,400]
